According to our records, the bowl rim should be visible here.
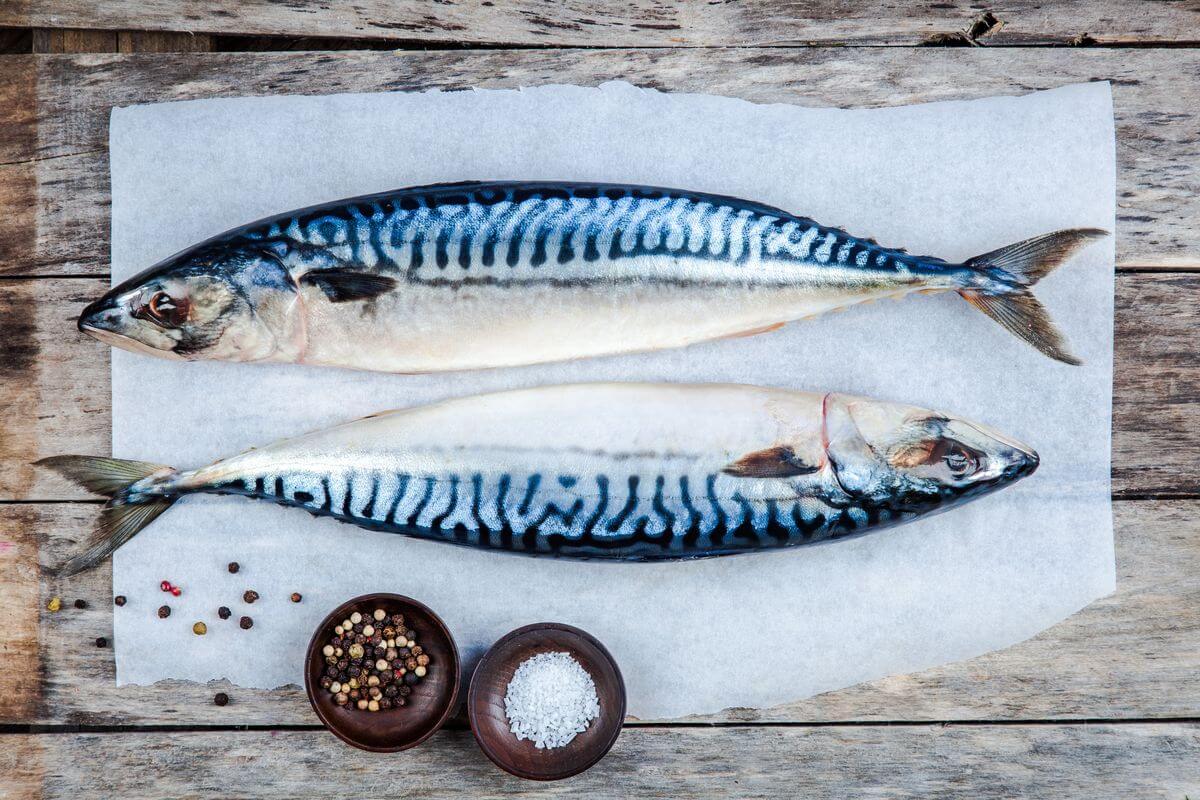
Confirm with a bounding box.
[304,591,461,753]
[467,621,626,781]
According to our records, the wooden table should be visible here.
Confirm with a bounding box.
[1,3,1198,797]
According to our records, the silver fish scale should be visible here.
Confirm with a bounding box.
[246,182,920,286]
[213,463,889,559]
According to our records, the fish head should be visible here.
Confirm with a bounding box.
[79,241,298,362]
[823,393,1038,515]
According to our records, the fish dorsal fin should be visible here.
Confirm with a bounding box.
[300,270,397,303]
[722,445,818,478]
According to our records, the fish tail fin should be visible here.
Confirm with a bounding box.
[35,456,179,576]
[957,228,1107,365]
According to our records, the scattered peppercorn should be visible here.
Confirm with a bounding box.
[171,586,182,597]
[193,622,207,636]
[114,595,126,607]
[243,590,259,604]
[321,606,429,712]
[95,636,108,648]
[74,598,88,609]
[227,562,239,574]
[218,606,231,620]
[160,580,172,592]
[214,692,229,706]
[158,605,171,618]
[290,592,302,603]
[239,616,253,630]
[47,597,62,612]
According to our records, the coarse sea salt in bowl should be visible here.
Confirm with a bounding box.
[468,622,625,781]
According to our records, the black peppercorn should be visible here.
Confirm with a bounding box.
[325,665,339,678]
[114,595,126,607]
[95,636,107,648]
[347,665,360,677]
[384,684,398,698]
[157,605,171,618]
[374,645,386,657]
[227,562,239,574]
[410,645,423,656]
[239,616,253,629]
[396,696,407,706]
[290,592,302,603]
[404,671,418,686]
[391,658,404,670]
[218,606,231,620]
[214,692,229,706]
[74,599,88,609]
[337,659,348,671]
[243,590,259,604]
[390,613,404,626]
[380,698,393,710]
[398,685,412,697]
[398,647,411,658]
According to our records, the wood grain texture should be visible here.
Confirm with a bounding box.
[0,49,1198,276]
[5,499,1195,726]
[2,1,1199,46]
[6,724,1200,799]
[4,273,1195,502]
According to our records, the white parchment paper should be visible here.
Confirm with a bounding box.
[109,81,1115,719]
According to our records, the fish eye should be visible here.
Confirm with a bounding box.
[136,290,188,327]
[943,444,977,477]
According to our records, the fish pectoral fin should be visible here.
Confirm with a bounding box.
[722,445,819,478]
[719,321,786,341]
[300,270,398,303]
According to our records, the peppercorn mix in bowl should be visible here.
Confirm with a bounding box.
[304,592,460,752]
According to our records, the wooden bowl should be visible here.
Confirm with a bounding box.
[467,622,625,781]
[304,592,460,752]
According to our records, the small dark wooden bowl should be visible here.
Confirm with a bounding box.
[304,592,460,752]
[468,622,625,781]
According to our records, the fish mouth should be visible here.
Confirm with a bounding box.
[77,295,186,360]
[1005,447,1040,481]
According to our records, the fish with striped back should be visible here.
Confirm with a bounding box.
[77,182,1105,370]
[37,383,1039,576]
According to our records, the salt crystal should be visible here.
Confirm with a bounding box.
[503,651,600,749]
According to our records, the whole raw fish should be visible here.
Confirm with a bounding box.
[39,383,1038,575]
[78,181,1104,370]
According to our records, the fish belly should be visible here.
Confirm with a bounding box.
[295,258,907,373]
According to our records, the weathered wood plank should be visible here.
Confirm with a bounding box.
[3,724,1198,799]
[4,273,1194,502]
[0,49,1198,276]
[4,499,1195,726]
[2,1,1198,46]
